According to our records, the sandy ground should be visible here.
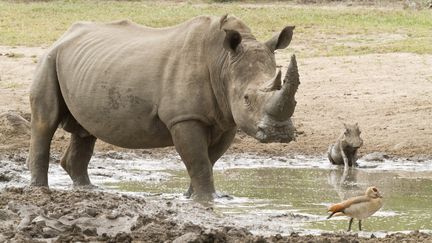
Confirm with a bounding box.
[1,46,432,242]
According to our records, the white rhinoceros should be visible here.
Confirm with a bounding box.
[28,15,300,200]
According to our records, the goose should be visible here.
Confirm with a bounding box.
[327,186,383,231]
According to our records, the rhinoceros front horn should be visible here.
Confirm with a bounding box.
[264,54,300,121]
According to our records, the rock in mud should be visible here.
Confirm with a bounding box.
[0,173,11,182]
[361,152,389,162]
[84,207,99,217]
[0,111,30,137]
[83,227,98,236]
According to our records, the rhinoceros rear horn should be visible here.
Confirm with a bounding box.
[265,54,300,121]
[261,69,282,92]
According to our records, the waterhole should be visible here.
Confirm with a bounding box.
[2,153,432,236]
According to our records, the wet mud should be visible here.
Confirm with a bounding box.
[1,187,432,242]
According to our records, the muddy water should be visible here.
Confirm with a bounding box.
[101,154,432,236]
[2,153,432,236]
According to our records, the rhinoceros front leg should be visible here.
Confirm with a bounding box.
[184,128,236,198]
[171,121,215,201]
[60,133,96,187]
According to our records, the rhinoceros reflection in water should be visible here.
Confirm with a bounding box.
[27,15,300,200]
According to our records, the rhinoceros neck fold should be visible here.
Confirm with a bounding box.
[205,22,236,128]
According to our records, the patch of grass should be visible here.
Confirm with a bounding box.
[0,1,431,57]
[328,36,432,56]
[0,81,24,89]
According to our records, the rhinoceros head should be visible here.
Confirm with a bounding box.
[221,18,299,143]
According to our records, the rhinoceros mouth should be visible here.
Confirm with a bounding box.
[255,116,296,143]
[256,132,293,143]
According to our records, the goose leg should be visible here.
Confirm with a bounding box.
[348,218,354,231]
[359,220,362,231]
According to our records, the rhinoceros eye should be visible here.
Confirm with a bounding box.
[244,95,251,107]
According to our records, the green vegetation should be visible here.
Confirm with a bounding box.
[1,1,431,56]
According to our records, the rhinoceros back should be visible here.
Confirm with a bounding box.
[50,18,218,148]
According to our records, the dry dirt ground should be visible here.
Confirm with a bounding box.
[1,45,432,242]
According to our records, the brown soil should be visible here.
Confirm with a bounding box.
[1,46,432,241]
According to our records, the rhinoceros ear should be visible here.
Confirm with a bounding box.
[223,29,242,53]
[265,26,295,52]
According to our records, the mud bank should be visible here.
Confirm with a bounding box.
[1,187,432,242]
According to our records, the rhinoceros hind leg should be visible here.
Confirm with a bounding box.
[28,55,64,187]
[28,117,60,187]
[60,133,96,187]
[171,121,215,201]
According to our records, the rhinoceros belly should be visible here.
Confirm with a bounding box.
[61,83,173,148]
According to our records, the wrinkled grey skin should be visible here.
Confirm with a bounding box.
[327,123,363,169]
[27,15,300,201]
